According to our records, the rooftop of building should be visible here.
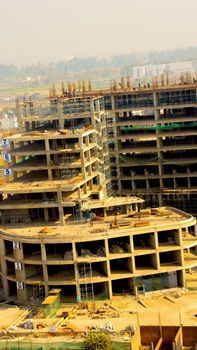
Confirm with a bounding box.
[6,126,95,142]
[49,78,197,99]
[0,206,195,243]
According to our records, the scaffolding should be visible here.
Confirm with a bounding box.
[33,284,44,304]
[79,263,95,302]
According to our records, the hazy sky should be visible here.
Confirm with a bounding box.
[1,0,197,65]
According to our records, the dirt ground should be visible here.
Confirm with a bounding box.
[1,290,197,333]
[0,305,28,329]
[112,291,197,327]
[67,291,197,332]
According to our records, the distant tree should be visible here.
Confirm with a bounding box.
[83,332,111,350]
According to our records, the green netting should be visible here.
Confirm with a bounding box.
[0,339,131,350]
[0,340,83,350]
[122,121,197,131]
[120,155,158,164]
[120,154,195,166]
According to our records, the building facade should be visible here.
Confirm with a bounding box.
[0,81,197,303]
[102,82,197,215]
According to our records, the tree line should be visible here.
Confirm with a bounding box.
[1,46,197,79]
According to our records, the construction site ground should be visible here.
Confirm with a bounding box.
[0,289,197,340]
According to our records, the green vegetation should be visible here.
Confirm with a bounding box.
[83,332,112,350]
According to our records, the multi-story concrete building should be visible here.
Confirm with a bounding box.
[0,80,197,303]
[102,81,197,215]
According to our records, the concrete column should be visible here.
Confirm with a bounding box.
[87,149,91,162]
[179,249,184,267]
[153,94,163,206]
[72,242,80,302]
[85,135,89,147]
[156,253,160,270]
[15,262,25,282]
[57,99,64,129]
[87,165,91,177]
[151,254,159,269]
[2,277,9,298]
[153,231,159,249]
[179,228,183,246]
[45,139,52,180]
[108,280,113,300]
[44,208,49,222]
[9,142,18,179]
[0,238,9,297]
[130,235,134,253]
[105,239,111,286]
[83,183,88,195]
[13,241,24,261]
[57,191,65,226]
[104,238,109,255]
[134,203,139,213]
[111,95,115,110]
[12,241,26,302]
[118,180,122,194]
[17,287,26,303]
[173,177,177,189]
[79,136,86,179]
[181,269,186,288]
[89,179,93,190]
[52,140,59,179]
[131,256,136,274]
[41,243,47,263]
[146,179,150,190]
[41,243,49,296]
[95,99,100,113]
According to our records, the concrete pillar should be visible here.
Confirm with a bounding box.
[57,191,65,226]
[151,254,159,269]
[15,262,25,282]
[134,203,139,213]
[0,238,9,297]
[13,241,23,261]
[153,94,163,206]
[85,135,89,147]
[72,242,81,302]
[130,235,134,253]
[52,140,59,178]
[111,95,115,110]
[2,277,9,298]
[131,256,136,274]
[41,243,49,296]
[108,280,113,300]
[17,286,26,303]
[181,269,186,288]
[41,243,47,263]
[44,208,49,222]
[156,253,160,270]
[45,139,52,180]
[178,228,182,246]
[12,241,26,302]
[153,231,159,249]
[104,238,109,256]
[179,249,184,267]
[87,149,91,161]
[57,99,64,129]
[105,239,112,300]
[79,136,86,179]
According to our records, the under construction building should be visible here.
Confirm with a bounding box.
[103,80,197,215]
[0,79,197,303]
